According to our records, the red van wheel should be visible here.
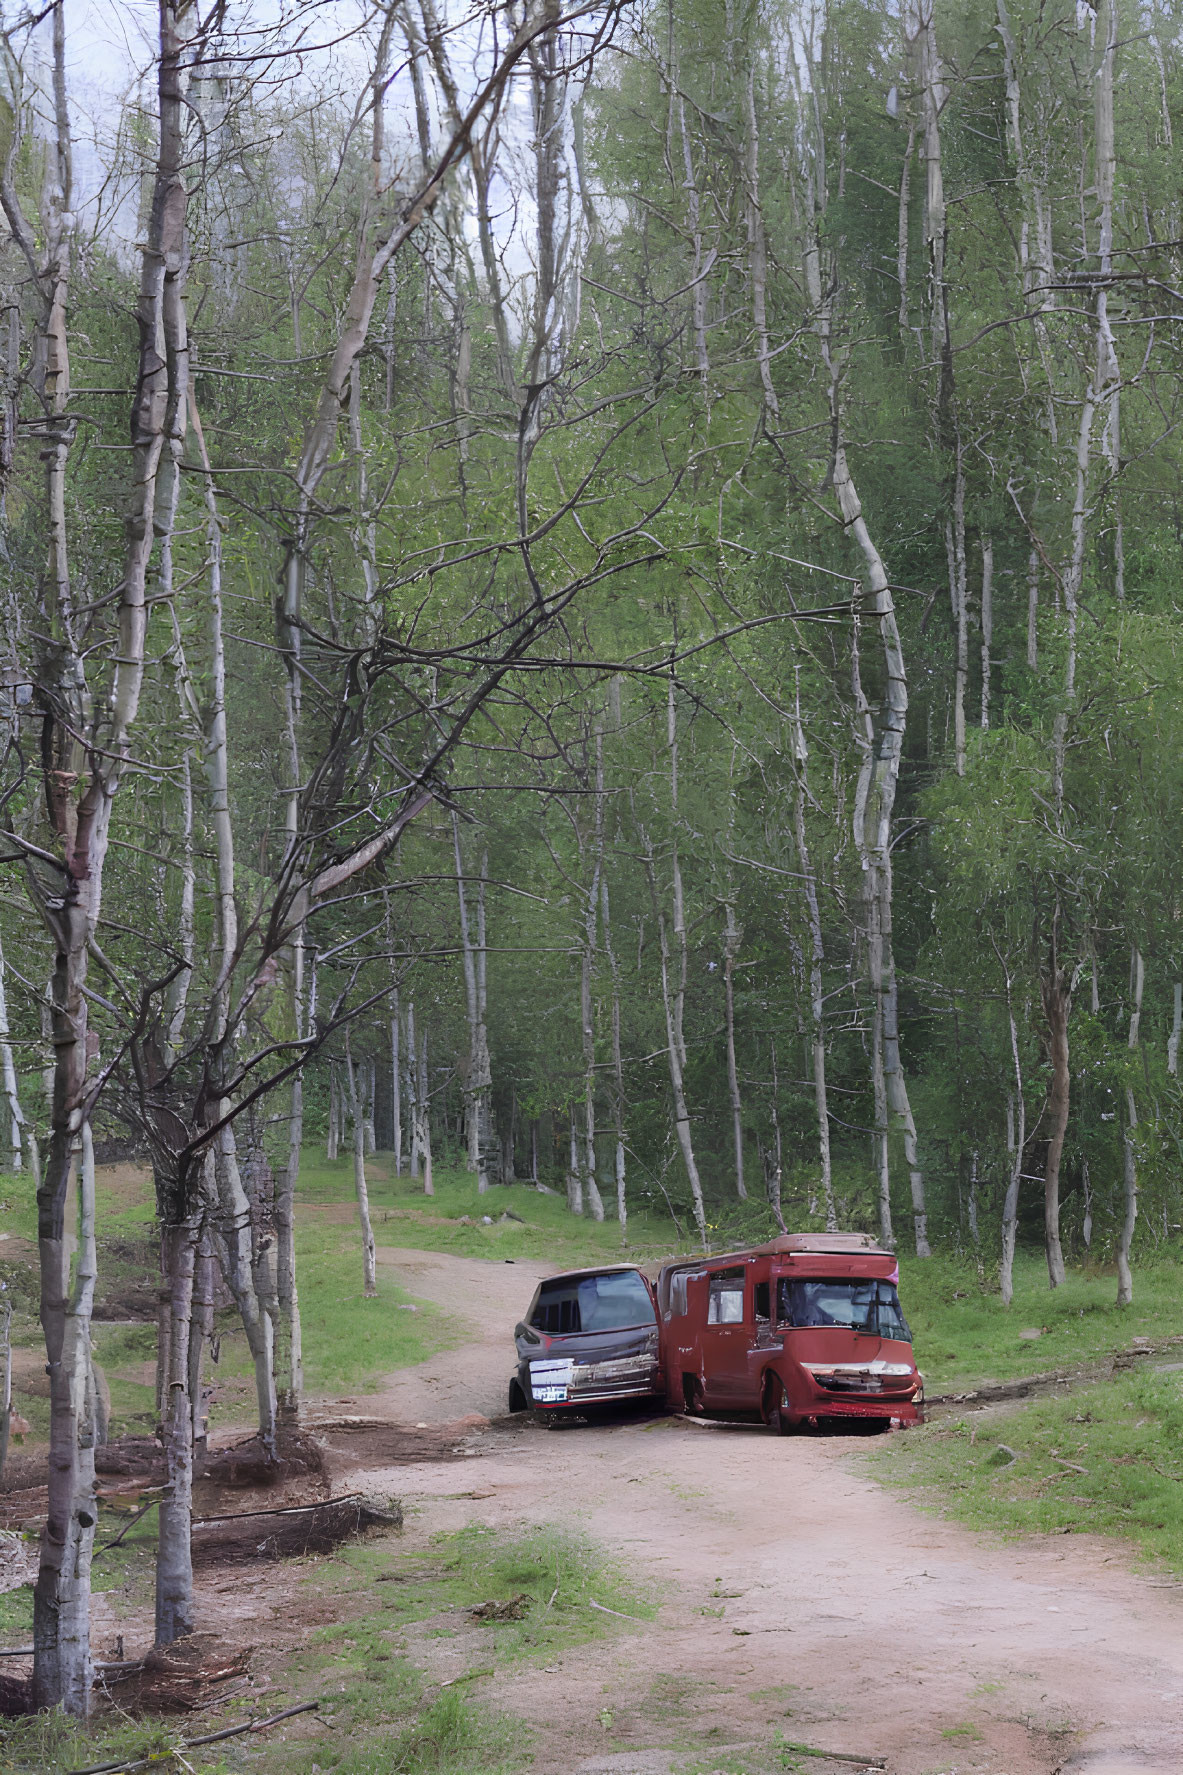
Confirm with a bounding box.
[762,1375,795,1437]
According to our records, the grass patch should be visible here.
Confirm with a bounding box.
[297,1152,682,1268]
[896,1247,1183,1394]
[871,1367,1183,1571]
[294,1221,462,1394]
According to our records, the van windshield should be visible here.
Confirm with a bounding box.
[776,1278,911,1342]
[531,1271,656,1336]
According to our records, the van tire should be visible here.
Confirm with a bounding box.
[508,1378,528,1414]
[762,1374,795,1437]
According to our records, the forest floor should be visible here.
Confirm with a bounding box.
[3,1163,1183,1775]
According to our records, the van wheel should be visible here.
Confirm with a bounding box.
[508,1378,528,1414]
[763,1375,795,1437]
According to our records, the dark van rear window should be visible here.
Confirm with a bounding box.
[531,1271,655,1335]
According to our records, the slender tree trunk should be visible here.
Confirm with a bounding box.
[645,849,707,1245]
[1118,1090,1137,1308]
[897,122,915,336]
[743,64,778,419]
[212,1129,278,1452]
[406,1002,419,1180]
[596,730,627,1240]
[452,814,492,1189]
[417,1028,433,1197]
[946,447,968,776]
[1117,945,1143,1306]
[1040,949,1071,1289]
[980,534,993,730]
[566,1104,582,1215]
[0,1296,11,1485]
[327,1065,340,1161]
[580,857,605,1221]
[766,1039,787,1234]
[391,992,402,1176]
[156,1200,199,1646]
[345,1031,377,1297]
[0,925,25,1169]
[791,692,836,1230]
[1168,982,1181,1077]
[364,1058,377,1157]
[1000,985,1026,1307]
[190,1229,214,1460]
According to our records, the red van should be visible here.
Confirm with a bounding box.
[656,1233,923,1432]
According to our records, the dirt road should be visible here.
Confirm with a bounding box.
[332,1244,1183,1775]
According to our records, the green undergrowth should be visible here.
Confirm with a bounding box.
[896,1247,1183,1394]
[870,1367,1183,1573]
[296,1152,681,1267]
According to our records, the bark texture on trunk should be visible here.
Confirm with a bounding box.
[345,1031,377,1296]
[156,1205,199,1646]
[1040,955,1071,1290]
[790,695,835,1230]
[999,973,1026,1307]
[453,815,493,1189]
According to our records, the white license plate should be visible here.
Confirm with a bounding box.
[531,1358,573,1406]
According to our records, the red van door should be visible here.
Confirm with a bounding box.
[699,1267,750,1405]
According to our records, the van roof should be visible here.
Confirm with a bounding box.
[538,1263,648,1285]
[657,1231,895,1276]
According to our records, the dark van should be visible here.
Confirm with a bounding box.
[509,1265,662,1425]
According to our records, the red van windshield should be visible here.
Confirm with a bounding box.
[531,1271,656,1335]
[776,1278,912,1342]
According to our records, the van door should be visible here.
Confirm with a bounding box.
[700,1267,750,1405]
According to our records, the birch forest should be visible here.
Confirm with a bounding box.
[3,0,1183,1721]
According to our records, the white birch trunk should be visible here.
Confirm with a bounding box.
[406,1002,419,1181]
[417,1028,433,1197]
[391,992,402,1176]
[452,814,492,1188]
[345,1030,377,1296]
[980,534,993,730]
[999,989,1026,1307]
[1118,1090,1137,1308]
[790,693,835,1230]
[580,846,605,1222]
[0,925,25,1169]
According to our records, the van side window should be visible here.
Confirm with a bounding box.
[707,1267,745,1325]
[754,1281,770,1323]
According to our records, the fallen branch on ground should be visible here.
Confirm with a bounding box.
[66,1699,320,1774]
[777,1743,886,1770]
[192,1492,361,1526]
[588,1598,649,1623]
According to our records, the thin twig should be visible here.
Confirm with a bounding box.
[587,1597,649,1623]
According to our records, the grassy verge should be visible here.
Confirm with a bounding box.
[896,1248,1183,1394]
[297,1151,683,1267]
[870,1366,1183,1573]
[1,1522,656,1773]
[294,1220,462,1394]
